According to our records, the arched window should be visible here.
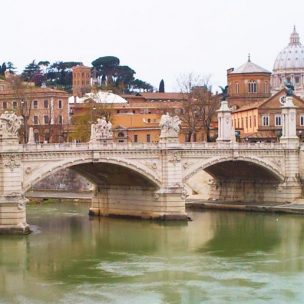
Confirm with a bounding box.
[248,80,257,93]
[235,82,239,94]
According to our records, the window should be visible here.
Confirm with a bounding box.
[295,76,300,84]
[134,135,138,142]
[235,82,239,94]
[147,118,151,123]
[300,115,304,126]
[238,118,240,128]
[3,101,7,109]
[275,115,282,126]
[13,101,17,109]
[58,115,63,124]
[44,115,49,124]
[146,134,151,143]
[58,100,62,109]
[34,130,39,143]
[248,80,257,93]
[261,115,269,126]
[44,100,48,108]
[264,81,269,93]
[117,132,124,143]
[33,100,38,109]
[33,116,39,125]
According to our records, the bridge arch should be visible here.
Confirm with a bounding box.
[24,157,162,192]
[183,155,285,183]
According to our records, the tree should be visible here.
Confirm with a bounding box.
[159,79,165,92]
[0,62,7,76]
[21,60,46,86]
[46,61,81,92]
[115,65,135,92]
[69,100,113,142]
[177,73,219,142]
[130,79,154,92]
[6,62,16,73]
[6,75,34,143]
[91,56,120,85]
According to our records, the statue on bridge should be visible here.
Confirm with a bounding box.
[159,113,181,141]
[0,112,23,138]
[90,117,113,143]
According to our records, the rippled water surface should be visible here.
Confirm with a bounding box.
[1,201,304,303]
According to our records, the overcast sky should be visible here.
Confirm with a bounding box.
[1,0,303,91]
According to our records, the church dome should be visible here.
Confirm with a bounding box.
[273,27,304,71]
[271,27,304,98]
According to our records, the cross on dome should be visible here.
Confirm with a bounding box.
[289,25,301,46]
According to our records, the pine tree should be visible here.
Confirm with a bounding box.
[159,79,165,92]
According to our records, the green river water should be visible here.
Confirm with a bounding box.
[1,201,304,304]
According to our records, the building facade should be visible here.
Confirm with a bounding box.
[72,64,91,97]
[232,90,304,141]
[227,56,271,109]
[0,76,69,143]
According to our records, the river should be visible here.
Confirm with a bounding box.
[1,201,304,303]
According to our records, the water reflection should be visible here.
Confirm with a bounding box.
[200,211,281,256]
[0,202,304,303]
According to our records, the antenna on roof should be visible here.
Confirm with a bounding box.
[248,53,251,62]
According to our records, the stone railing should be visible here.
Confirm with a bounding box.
[20,140,296,153]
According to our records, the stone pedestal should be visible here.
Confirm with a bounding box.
[280,96,299,147]
[216,100,235,142]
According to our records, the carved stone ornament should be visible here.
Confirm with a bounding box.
[4,155,21,171]
[145,161,158,170]
[159,113,181,138]
[25,167,32,174]
[0,111,23,137]
[169,153,181,165]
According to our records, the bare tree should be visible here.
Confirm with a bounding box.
[6,75,33,143]
[177,73,219,142]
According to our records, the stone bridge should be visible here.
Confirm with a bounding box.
[0,139,303,234]
[0,97,303,234]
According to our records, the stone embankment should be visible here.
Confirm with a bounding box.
[186,198,304,215]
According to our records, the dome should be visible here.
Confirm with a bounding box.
[273,27,304,71]
[271,27,304,98]
[231,56,270,74]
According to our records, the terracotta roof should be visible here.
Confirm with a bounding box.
[138,92,185,100]
[233,100,265,112]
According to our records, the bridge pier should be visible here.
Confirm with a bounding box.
[0,129,30,234]
[89,185,187,220]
